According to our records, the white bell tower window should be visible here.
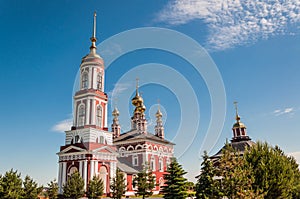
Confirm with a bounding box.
[81,72,88,89]
[78,104,85,126]
[96,105,102,127]
[97,73,102,90]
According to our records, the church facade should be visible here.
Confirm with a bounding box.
[57,13,174,196]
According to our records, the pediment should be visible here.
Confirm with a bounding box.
[58,145,86,154]
[92,145,118,155]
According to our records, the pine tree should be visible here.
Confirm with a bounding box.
[87,175,104,199]
[110,169,126,199]
[22,175,42,199]
[0,169,23,199]
[162,158,187,199]
[195,151,220,199]
[47,179,58,199]
[244,141,300,199]
[63,171,85,199]
[133,165,155,199]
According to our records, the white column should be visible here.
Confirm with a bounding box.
[83,160,87,191]
[88,67,93,89]
[91,99,95,125]
[58,162,63,194]
[91,160,95,178]
[93,67,97,89]
[79,161,83,176]
[95,161,98,176]
[86,99,90,125]
[104,103,108,127]
[62,162,67,186]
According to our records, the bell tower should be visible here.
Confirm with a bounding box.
[57,13,117,196]
[231,102,251,142]
[73,12,107,129]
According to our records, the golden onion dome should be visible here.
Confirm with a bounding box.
[138,104,146,113]
[233,121,246,128]
[132,94,144,107]
[112,108,119,117]
[156,109,162,117]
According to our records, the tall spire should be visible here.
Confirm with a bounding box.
[90,12,97,54]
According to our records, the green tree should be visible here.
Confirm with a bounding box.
[47,179,59,199]
[63,171,85,199]
[217,145,262,199]
[110,169,126,199]
[87,175,104,199]
[0,169,23,199]
[22,175,42,199]
[195,151,220,199]
[244,141,300,199]
[162,158,187,199]
[133,165,155,199]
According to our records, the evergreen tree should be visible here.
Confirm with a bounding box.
[0,169,23,199]
[217,145,262,199]
[47,179,58,199]
[63,171,85,199]
[244,141,300,199]
[87,175,104,199]
[162,158,187,199]
[110,169,126,199]
[195,151,220,199]
[133,165,155,199]
[22,175,42,199]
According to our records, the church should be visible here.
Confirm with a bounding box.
[56,13,174,196]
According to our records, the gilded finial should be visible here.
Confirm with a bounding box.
[90,12,97,52]
[234,101,240,121]
[135,77,139,96]
[92,12,97,39]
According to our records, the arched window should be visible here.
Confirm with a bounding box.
[159,157,163,171]
[97,73,102,90]
[133,155,138,166]
[99,136,104,144]
[81,72,88,89]
[78,105,85,126]
[96,105,102,127]
[75,135,80,143]
[150,156,155,171]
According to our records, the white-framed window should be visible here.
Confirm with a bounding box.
[150,156,155,171]
[75,135,80,143]
[97,73,102,90]
[81,72,88,89]
[78,104,85,126]
[133,155,138,166]
[159,157,163,171]
[99,136,104,144]
[96,105,102,127]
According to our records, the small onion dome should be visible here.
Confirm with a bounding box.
[156,109,162,117]
[233,115,246,128]
[233,121,246,128]
[139,104,146,113]
[112,108,119,117]
[132,94,144,107]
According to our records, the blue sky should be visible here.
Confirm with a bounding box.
[1,0,300,185]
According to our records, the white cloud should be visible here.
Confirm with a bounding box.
[273,107,294,116]
[51,118,73,132]
[108,83,132,102]
[288,151,300,167]
[156,0,300,51]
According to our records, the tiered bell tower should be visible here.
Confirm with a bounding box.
[231,102,251,142]
[57,13,117,196]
